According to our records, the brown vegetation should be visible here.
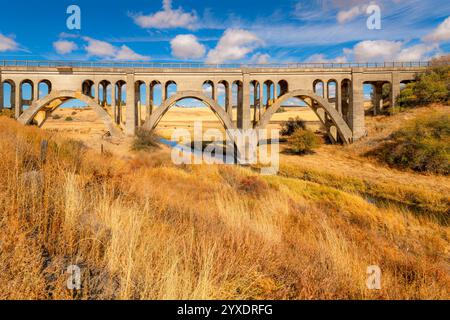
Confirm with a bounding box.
[0,113,449,300]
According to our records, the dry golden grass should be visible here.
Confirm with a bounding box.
[0,110,449,300]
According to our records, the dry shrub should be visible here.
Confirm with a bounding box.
[238,175,270,195]
[280,117,307,136]
[287,129,321,155]
[368,112,450,175]
[132,128,161,152]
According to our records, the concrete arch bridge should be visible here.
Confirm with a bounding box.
[0,60,428,144]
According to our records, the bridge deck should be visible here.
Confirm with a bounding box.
[0,60,432,73]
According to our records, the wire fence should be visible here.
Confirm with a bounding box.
[0,60,436,70]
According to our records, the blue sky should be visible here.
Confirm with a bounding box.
[1,0,450,108]
[1,0,449,63]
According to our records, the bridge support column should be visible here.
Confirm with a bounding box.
[258,84,264,116]
[225,84,232,120]
[349,70,366,141]
[33,82,39,101]
[273,82,278,101]
[125,73,136,136]
[0,73,3,110]
[336,80,342,114]
[14,84,21,119]
[92,82,97,102]
[117,84,123,125]
[211,82,216,101]
[237,75,250,130]
[373,82,383,115]
[111,83,117,123]
[146,83,151,121]
[162,82,167,102]
[101,85,107,106]
[135,82,141,127]
[252,83,258,124]
[390,72,400,113]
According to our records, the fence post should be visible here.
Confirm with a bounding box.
[40,140,48,164]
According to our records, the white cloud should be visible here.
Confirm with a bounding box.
[115,45,150,61]
[397,43,440,61]
[170,34,205,59]
[84,37,116,58]
[132,0,198,30]
[206,29,263,64]
[337,6,363,24]
[341,40,439,62]
[53,40,78,55]
[83,37,150,61]
[251,53,270,64]
[350,40,403,62]
[423,16,450,42]
[0,33,19,52]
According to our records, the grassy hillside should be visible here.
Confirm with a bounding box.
[0,110,449,300]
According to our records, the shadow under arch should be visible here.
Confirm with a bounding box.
[17,90,122,138]
[143,90,235,131]
[255,89,353,144]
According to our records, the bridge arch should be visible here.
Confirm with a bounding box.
[143,90,235,131]
[17,90,122,137]
[256,89,353,144]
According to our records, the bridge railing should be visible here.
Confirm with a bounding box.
[0,60,436,69]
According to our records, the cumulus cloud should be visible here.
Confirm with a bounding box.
[115,45,150,61]
[53,40,78,55]
[83,37,150,61]
[397,43,440,61]
[132,0,198,30]
[350,40,403,61]
[423,16,450,42]
[343,40,438,62]
[0,33,19,52]
[206,29,263,64]
[84,37,116,58]
[170,34,205,59]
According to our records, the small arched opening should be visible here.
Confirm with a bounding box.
[114,80,127,125]
[1,80,16,109]
[217,80,229,110]
[20,79,34,112]
[278,80,289,97]
[82,80,95,98]
[38,80,52,99]
[263,80,275,109]
[202,80,215,99]
[165,81,177,100]
[340,79,352,121]
[135,80,147,126]
[313,80,325,98]
[98,80,111,107]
